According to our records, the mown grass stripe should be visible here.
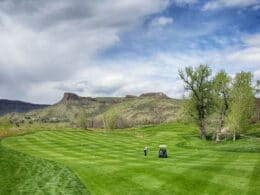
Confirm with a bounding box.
[2,123,259,194]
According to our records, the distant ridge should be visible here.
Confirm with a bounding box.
[139,92,169,99]
[0,99,49,116]
[58,92,96,104]
[7,92,181,128]
[3,93,260,128]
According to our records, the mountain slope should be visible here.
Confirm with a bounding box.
[0,99,49,116]
[5,93,260,129]
[94,95,181,128]
[8,92,181,128]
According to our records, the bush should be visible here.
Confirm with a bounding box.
[102,111,118,130]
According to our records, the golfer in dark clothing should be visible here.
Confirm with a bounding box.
[144,146,148,156]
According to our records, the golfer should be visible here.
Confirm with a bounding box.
[144,146,148,156]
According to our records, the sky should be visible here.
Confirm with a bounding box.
[0,0,260,104]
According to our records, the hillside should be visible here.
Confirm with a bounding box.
[94,94,181,128]
[7,92,182,128]
[4,94,260,130]
[0,99,49,116]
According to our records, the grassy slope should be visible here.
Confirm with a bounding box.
[0,144,89,194]
[6,96,181,129]
[95,97,181,123]
[2,123,260,195]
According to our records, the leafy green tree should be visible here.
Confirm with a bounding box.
[179,65,214,139]
[102,111,118,130]
[227,72,255,141]
[176,97,195,123]
[78,110,88,129]
[254,80,260,122]
[212,70,231,141]
[255,80,260,94]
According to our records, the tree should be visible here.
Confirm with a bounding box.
[212,70,231,141]
[78,110,88,129]
[255,80,260,94]
[254,80,260,122]
[179,65,214,139]
[227,72,255,141]
[102,111,118,130]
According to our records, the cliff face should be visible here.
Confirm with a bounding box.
[61,93,81,102]
[58,93,82,105]
[139,92,169,99]
[0,99,49,116]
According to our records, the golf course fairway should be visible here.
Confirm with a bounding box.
[1,123,260,194]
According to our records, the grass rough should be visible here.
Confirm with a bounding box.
[0,144,89,194]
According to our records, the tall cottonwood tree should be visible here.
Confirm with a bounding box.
[227,72,255,141]
[212,71,231,141]
[179,65,214,139]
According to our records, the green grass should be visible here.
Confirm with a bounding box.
[244,123,260,137]
[1,123,260,194]
[0,144,89,194]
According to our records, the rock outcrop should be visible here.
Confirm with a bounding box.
[125,95,137,98]
[139,92,169,99]
[62,93,81,101]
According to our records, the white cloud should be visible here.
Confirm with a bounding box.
[243,34,260,46]
[227,47,260,67]
[24,31,260,103]
[224,34,260,68]
[203,0,259,10]
[0,0,259,104]
[150,16,174,27]
[174,0,198,6]
[0,0,170,103]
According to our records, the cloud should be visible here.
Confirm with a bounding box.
[253,4,260,10]
[203,0,259,10]
[52,54,185,99]
[15,30,260,103]
[0,0,170,103]
[174,0,198,6]
[243,34,260,46]
[150,16,173,27]
[0,0,259,104]
[224,34,260,69]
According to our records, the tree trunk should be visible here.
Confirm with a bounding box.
[200,125,206,139]
[233,129,236,141]
[216,113,224,142]
[216,132,220,142]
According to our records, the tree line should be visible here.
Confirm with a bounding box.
[179,65,259,141]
